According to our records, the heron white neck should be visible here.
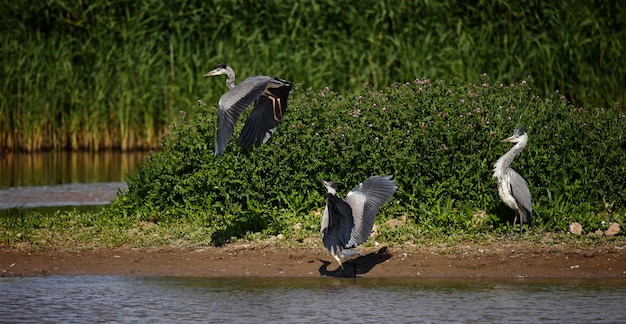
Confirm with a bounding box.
[493,134,528,178]
[224,66,236,89]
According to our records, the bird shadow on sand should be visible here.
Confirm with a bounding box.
[318,246,392,278]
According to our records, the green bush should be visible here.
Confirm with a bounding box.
[106,76,626,244]
[2,0,625,150]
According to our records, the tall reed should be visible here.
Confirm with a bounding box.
[1,0,624,151]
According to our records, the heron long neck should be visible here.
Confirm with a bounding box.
[224,66,236,89]
[493,135,528,178]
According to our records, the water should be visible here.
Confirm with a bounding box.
[0,151,146,210]
[1,276,625,323]
[0,151,146,188]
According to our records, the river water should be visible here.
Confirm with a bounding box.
[0,151,145,210]
[1,276,625,323]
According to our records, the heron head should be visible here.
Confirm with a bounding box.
[320,179,337,195]
[203,64,229,77]
[502,126,527,143]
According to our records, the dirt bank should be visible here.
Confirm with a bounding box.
[2,240,624,279]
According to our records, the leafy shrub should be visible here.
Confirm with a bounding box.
[106,76,626,244]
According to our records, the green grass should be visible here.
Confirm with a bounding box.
[1,0,625,151]
[2,205,624,252]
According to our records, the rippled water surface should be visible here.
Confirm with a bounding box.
[2,276,625,323]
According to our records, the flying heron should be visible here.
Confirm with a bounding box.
[320,175,398,276]
[493,127,532,234]
[203,64,293,156]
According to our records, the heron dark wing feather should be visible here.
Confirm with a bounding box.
[238,96,279,148]
[238,78,292,149]
[322,195,354,251]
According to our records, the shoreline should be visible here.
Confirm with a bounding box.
[2,241,625,279]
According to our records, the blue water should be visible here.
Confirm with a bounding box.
[1,276,625,323]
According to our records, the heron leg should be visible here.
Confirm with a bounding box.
[333,255,344,271]
[271,97,284,122]
[511,213,518,236]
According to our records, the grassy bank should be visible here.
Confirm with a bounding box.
[109,75,626,245]
[3,75,623,250]
[2,207,625,253]
[2,0,624,151]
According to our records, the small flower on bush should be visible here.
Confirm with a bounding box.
[349,109,361,117]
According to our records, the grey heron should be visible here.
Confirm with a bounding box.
[493,127,532,234]
[203,64,293,156]
[320,175,398,275]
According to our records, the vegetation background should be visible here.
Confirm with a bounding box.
[2,0,624,151]
[1,0,625,247]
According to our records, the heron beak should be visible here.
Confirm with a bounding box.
[203,67,223,77]
[320,180,334,190]
[502,135,519,143]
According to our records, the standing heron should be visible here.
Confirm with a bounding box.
[493,127,532,234]
[203,64,293,156]
[320,175,398,275]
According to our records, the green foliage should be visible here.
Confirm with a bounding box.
[0,207,38,244]
[0,206,135,248]
[106,77,626,244]
[2,0,625,150]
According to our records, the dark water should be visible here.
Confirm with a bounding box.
[1,276,625,323]
[0,151,146,188]
[0,151,145,210]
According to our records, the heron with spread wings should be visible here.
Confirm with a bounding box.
[493,127,532,234]
[203,64,293,156]
[320,175,398,275]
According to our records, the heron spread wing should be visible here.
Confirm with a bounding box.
[509,170,532,223]
[238,80,292,148]
[344,175,398,247]
[215,76,273,155]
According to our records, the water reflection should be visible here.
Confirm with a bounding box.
[1,276,625,323]
[0,151,146,210]
[0,151,147,188]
